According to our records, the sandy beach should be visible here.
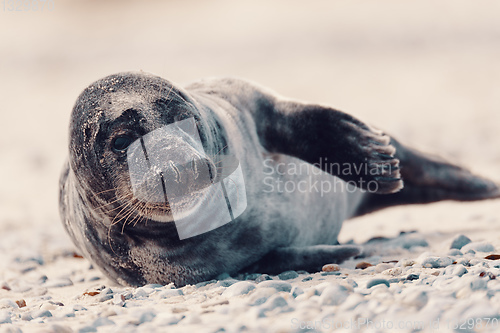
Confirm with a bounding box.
[1,1,499,332]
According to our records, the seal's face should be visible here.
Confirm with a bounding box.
[69,72,220,228]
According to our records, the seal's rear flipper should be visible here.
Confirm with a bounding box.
[240,245,361,275]
[356,138,500,216]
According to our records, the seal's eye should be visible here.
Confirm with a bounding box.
[112,136,132,152]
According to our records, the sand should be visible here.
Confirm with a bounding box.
[1,0,499,332]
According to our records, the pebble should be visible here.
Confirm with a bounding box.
[248,287,277,306]
[375,263,394,273]
[367,279,390,288]
[355,262,373,270]
[402,290,428,308]
[301,277,313,282]
[215,279,238,288]
[319,285,349,305]
[44,278,73,288]
[278,271,299,280]
[158,289,184,298]
[222,281,256,297]
[93,317,115,327]
[256,280,292,292]
[447,249,463,256]
[401,236,429,249]
[0,300,18,309]
[32,309,53,318]
[98,294,113,302]
[421,256,453,268]
[453,265,468,277]
[471,278,488,290]
[450,234,472,249]
[322,264,340,272]
[243,274,262,281]
[291,286,304,298]
[255,274,272,283]
[259,294,288,315]
[462,242,495,253]
[0,311,11,324]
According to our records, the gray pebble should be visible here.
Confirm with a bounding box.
[471,278,488,290]
[403,290,428,308]
[44,278,73,288]
[462,242,495,253]
[98,294,113,302]
[278,271,299,280]
[77,326,97,333]
[86,276,101,282]
[301,277,313,282]
[93,317,115,327]
[260,295,288,314]
[45,324,72,333]
[450,234,472,249]
[319,285,349,305]
[248,287,277,306]
[406,274,420,281]
[0,311,11,324]
[421,257,453,268]
[453,265,468,277]
[138,311,156,324]
[256,280,292,292]
[215,279,238,288]
[222,281,256,297]
[455,258,470,266]
[291,286,304,298]
[321,271,341,276]
[255,274,272,283]
[21,312,33,321]
[367,279,390,288]
[402,236,429,249]
[32,310,53,318]
[73,305,87,311]
[244,274,262,281]
[448,249,463,256]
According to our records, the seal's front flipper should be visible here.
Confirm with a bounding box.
[260,102,403,194]
[356,138,500,215]
[241,245,361,275]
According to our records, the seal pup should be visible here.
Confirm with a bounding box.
[59,72,500,286]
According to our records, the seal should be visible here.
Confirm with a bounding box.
[59,72,500,287]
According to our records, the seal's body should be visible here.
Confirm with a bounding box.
[60,72,499,286]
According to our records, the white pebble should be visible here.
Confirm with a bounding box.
[157,289,184,298]
[0,311,12,324]
[222,281,256,297]
[462,242,495,253]
[453,265,468,277]
[319,285,349,306]
[256,280,292,292]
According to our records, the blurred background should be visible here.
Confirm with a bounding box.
[0,0,499,250]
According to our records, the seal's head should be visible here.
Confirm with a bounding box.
[69,72,223,228]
